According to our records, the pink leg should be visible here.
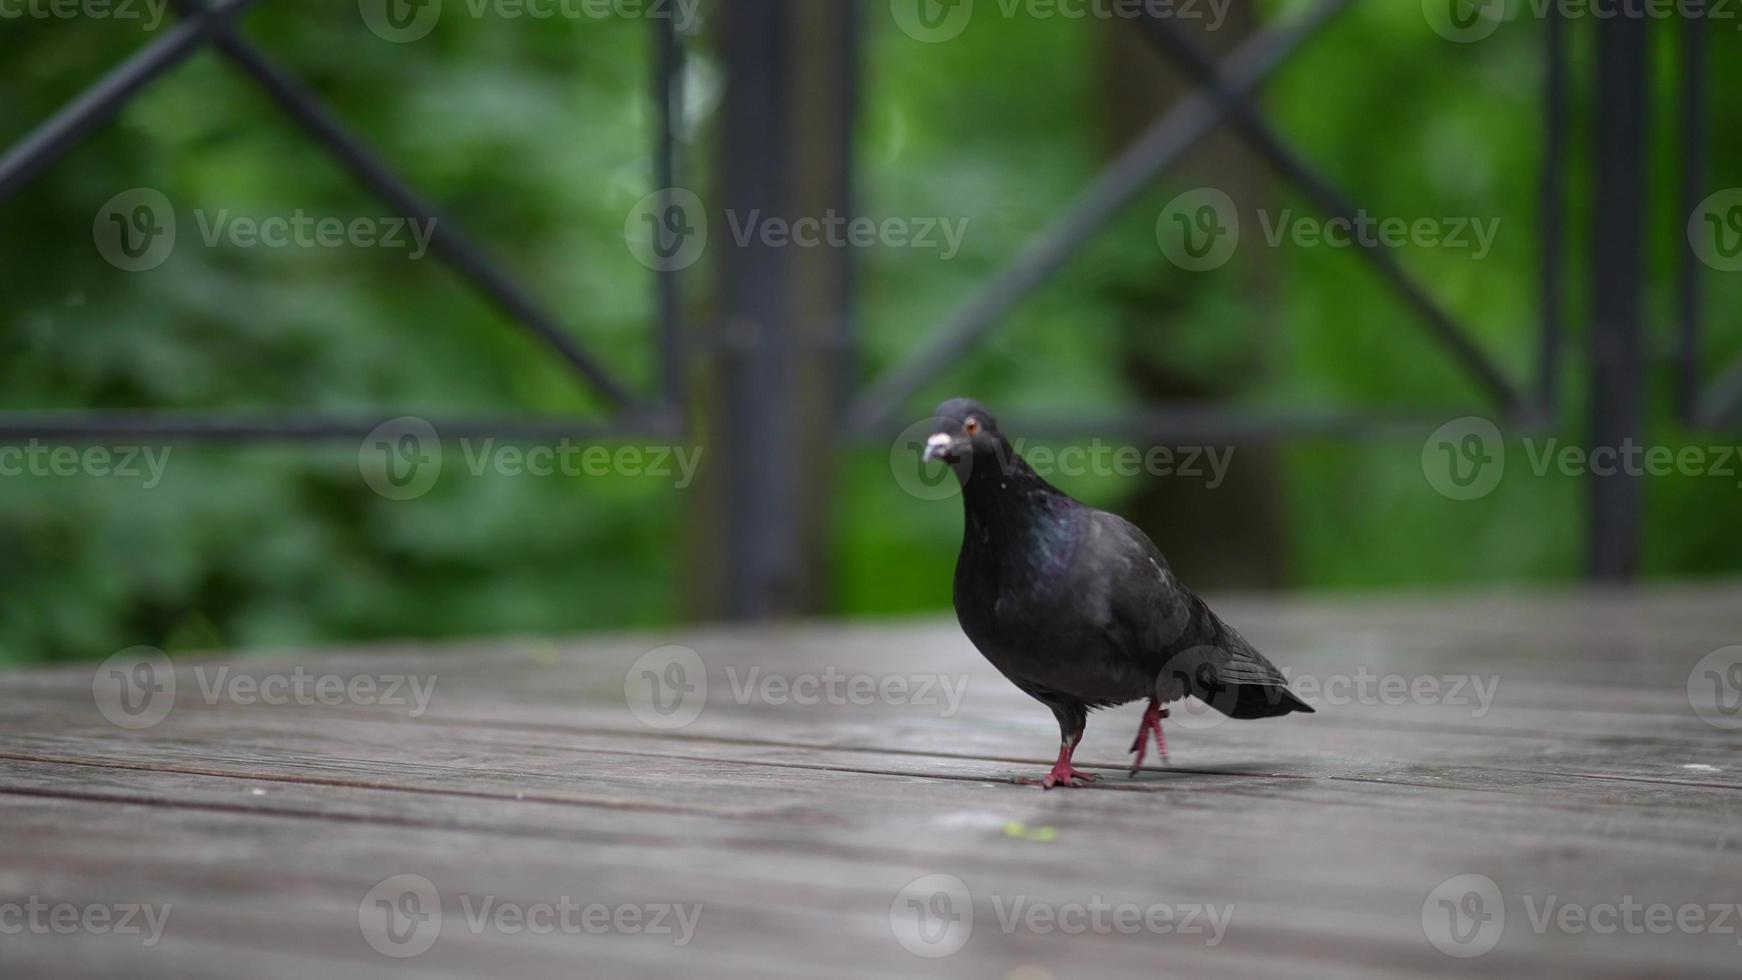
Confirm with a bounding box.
[1128,698,1170,776]
[1016,733,1099,789]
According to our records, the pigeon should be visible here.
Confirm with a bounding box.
[921,397,1312,788]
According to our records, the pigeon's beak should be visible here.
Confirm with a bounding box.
[921,432,960,463]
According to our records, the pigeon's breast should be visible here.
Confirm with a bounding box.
[957,567,1151,705]
[952,501,1154,704]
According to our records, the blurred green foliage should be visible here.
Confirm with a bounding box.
[2,0,1739,664]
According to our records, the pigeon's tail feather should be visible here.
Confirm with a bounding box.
[1222,684,1314,719]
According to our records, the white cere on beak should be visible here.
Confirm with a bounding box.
[926,433,952,453]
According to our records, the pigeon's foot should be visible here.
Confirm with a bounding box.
[1127,698,1170,777]
[1018,738,1099,789]
[1017,763,1099,790]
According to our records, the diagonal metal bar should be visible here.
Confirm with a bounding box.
[0,0,262,202]
[171,0,636,411]
[1130,11,1526,416]
[848,0,1351,436]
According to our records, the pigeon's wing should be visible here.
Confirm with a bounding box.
[1087,510,1313,719]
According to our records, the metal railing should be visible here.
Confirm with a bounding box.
[850,0,1551,440]
[0,0,688,441]
[2,0,1724,585]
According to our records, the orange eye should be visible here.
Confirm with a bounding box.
[964,418,982,436]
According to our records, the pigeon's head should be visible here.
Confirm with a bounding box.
[921,397,1008,466]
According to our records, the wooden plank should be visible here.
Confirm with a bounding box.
[2,589,1740,978]
[1,788,1732,980]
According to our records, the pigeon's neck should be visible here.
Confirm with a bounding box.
[959,448,1065,528]
[957,449,1078,587]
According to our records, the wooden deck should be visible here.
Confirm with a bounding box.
[2,588,1741,978]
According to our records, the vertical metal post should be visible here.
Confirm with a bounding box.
[654,12,686,421]
[1588,12,1649,580]
[787,0,861,591]
[833,4,863,418]
[1677,13,1707,425]
[714,0,796,618]
[1536,4,1566,418]
[693,0,859,620]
